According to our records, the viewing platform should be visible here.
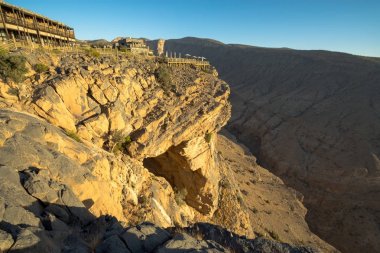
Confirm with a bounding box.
[165,57,210,69]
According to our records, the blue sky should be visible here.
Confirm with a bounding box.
[7,0,380,57]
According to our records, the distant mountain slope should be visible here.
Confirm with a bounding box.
[152,37,380,253]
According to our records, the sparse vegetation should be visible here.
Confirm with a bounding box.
[111,132,133,154]
[237,195,244,205]
[52,48,62,55]
[118,46,128,53]
[255,231,265,238]
[65,131,82,143]
[205,132,213,143]
[0,48,28,83]
[155,65,172,91]
[7,87,19,97]
[138,195,148,206]
[84,48,101,58]
[33,63,49,73]
[268,230,280,241]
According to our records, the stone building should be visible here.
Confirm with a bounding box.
[117,38,152,55]
[0,1,75,46]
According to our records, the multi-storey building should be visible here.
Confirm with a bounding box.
[0,0,75,46]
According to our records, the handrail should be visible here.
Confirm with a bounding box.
[166,57,210,65]
[2,16,75,39]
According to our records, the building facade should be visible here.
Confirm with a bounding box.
[0,1,75,46]
[117,38,152,55]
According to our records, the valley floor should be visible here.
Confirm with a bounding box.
[216,132,338,253]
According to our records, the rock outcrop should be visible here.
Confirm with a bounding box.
[0,49,261,251]
[157,37,380,253]
[0,48,331,252]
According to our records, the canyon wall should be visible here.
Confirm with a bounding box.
[157,37,380,253]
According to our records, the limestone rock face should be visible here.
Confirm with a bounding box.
[144,136,220,215]
[159,37,380,253]
[0,49,328,252]
[0,50,252,240]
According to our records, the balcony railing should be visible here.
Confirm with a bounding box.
[2,15,75,39]
[165,57,210,66]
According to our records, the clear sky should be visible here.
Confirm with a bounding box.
[6,0,380,57]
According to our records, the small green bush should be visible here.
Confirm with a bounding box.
[7,87,19,96]
[155,65,171,91]
[65,131,82,143]
[52,49,62,55]
[255,231,265,238]
[268,230,280,241]
[205,132,213,143]
[84,48,100,58]
[237,195,244,205]
[0,50,27,83]
[33,63,49,73]
[118,46,128,53]
[112,134,133,154]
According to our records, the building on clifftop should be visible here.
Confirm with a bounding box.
[0,0,75,46]
[116,38,153,55]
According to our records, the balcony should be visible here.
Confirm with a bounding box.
[2,15,75,39]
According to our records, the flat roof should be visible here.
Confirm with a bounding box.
[0,1,74,30]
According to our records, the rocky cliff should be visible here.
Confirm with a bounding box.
[0,49,256,252]
[154,37,380,253]
[0,47,338,252]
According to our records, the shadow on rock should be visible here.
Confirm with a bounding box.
[0,165,320,253]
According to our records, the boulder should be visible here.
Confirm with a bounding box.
[0,229,14,252]
[155,232,226,253]
[95,235,131,253]
[120,222,171,253]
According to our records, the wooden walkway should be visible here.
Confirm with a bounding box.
[165,57,210,68]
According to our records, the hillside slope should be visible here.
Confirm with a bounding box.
[154,37,380,253]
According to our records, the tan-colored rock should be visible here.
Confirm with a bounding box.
[33,86,76,132]
[131,80,144,98]
[90,84,108,105]
[0,50,254,241]
[103,85,119,102]
[52,76,90,117]
[143,136,220,216]
[102,67,114,75]
[84,113,109,137]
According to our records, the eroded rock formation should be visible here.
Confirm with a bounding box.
[157,37,380,253]
[0,47,337,252]
[0,49,259,251]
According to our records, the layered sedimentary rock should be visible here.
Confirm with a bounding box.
[0,50,257,251]
[158,37,380,253]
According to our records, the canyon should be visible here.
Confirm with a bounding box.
[151,37,380,253]
[0,48,335,252]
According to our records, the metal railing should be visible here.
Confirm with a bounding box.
[165,57,210,66]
